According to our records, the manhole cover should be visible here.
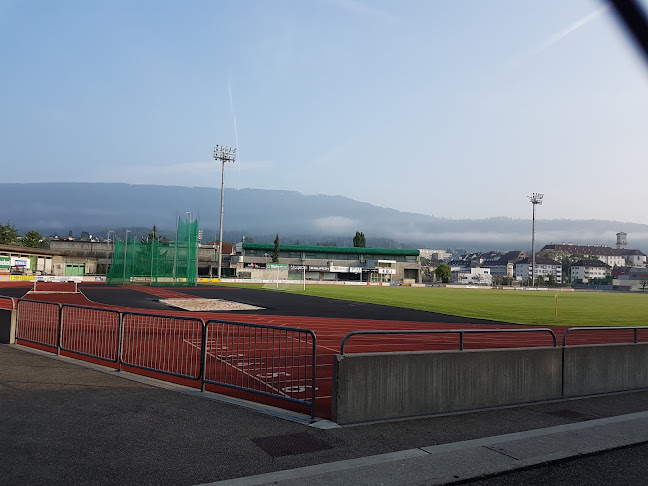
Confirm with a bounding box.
[252,432,333,457]
[545,409,593,421]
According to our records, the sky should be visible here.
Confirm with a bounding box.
[2,0,648,224]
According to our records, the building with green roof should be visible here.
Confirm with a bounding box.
[231,243,420,283]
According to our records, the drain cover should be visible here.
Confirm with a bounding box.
[252,432,333,457]
[546,409,593,421]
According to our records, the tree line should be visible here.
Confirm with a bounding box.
[0,223,43,248]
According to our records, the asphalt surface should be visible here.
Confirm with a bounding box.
[3,343,648,486]
[463,443,648,485]
[78,284,517,325]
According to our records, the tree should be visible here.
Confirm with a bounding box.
[0,223,18,244]
[641,280,648,292]
[272,234,280,262]
[435,263,452,283]
[22,230,42,248]
[353,231,366,248]
[547,274,556,286]
[134,226,171,277]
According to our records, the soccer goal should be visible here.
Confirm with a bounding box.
[261,280,305,291]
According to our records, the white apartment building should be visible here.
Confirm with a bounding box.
[515,257,562,284]
[570,260,611,283]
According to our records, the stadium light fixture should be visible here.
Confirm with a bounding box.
[528,193,544,287]
[213,145,237,280]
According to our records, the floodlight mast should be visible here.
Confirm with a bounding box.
[528,193,544,287]
[213,145,237,280]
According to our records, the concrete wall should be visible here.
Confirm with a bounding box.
[563,343,648,396]
[332,348,562,424]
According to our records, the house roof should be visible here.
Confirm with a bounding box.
[0,243,59,256]
[516,257,561,266]
[572,260,611,268]
[241,243,419,256]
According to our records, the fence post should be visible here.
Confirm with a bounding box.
[310,331,317,419]
[117,312,124,372]
[200,319,207,392]
[57,304,63,356]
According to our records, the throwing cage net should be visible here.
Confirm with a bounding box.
[107,217,198,286]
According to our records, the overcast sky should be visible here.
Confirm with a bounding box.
[2,1,647,224]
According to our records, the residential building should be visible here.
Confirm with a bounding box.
[418,249,451,261]
[515,257,562,284]
[540,243,646,268]
[570,260,611,283]
[482,250,528,278]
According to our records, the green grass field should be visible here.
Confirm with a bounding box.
[213,282,648,327]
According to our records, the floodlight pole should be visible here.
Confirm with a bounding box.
[123,229,131,285]
[106,230,115,280]
[528,193,544,287]
[213,145,237,280]
[185,212,193,284]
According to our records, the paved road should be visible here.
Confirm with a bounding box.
[463,443,648,485]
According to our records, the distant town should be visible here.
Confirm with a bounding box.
[1,222,647,291]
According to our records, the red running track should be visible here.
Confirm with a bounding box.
[6,284,648,419]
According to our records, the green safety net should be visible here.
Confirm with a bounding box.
[107,217,198,286]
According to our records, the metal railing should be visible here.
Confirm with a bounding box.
[0,296,16,311]
[121,312,205,380]
[60,304,121,364]
[5,294,319,419]
[16,299,61,351]
[204,319,317,418]
[562,326,648,346]
[340,328,558,354]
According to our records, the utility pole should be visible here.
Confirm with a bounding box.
[213,145,237,280]
[528,193,544,287]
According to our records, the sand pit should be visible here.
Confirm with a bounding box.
[160,298,264,312]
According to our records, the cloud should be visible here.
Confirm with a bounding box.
[509,4,610,69]
[312,215,358,233]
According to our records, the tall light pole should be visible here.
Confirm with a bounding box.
[185,212,193,284]
[213,145,237,279]
[106,230,115,280]
[528,193,544,287]
[123,229,131,285]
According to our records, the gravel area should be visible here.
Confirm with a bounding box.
[160,298,264,311]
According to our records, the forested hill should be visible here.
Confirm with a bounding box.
[1,182,646,251]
